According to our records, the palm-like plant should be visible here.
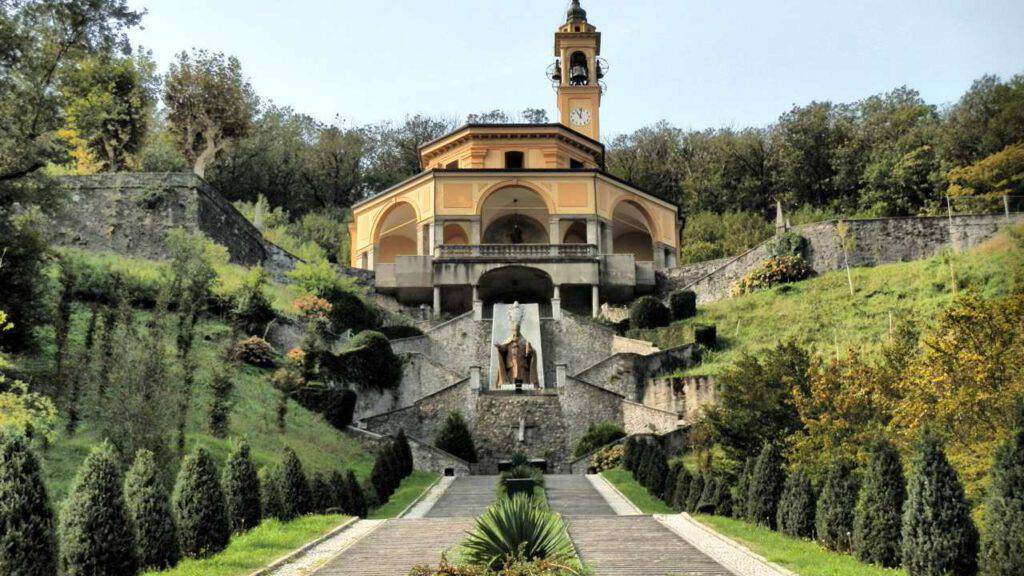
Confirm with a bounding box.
[462,495,576,571]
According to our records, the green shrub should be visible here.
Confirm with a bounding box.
[59,442,138,575]
[669,290,697,320]
[766,231,807,259]
[679,211,773,265]
[324,287,379,334]
[230,266,276,335]
[629,296,671,329]
[326,330,402,392]
[981,415,1024,576]
[310,472,333,514]
[573,422,626,457]
[0,215,51,350]
[345,470,368,517]
[592,443,623,472]
[902,432,978,576]
[435,412,478,463]
[685,473,705,513]
[646,446,669,499]
[694,324,717,349]
[462,495,575,571]
[777,469,816,539]
[259,466,284,521]
[329,470,348,512]
[671,466,693,510]
[295,385,357,429]
[396,429,414,477]
[124,450,180,570]
[713,478,734,517]
[0,431,57,575]
[853,439,906,568]
[731,255,813,296]
[663,461,684,506]
[816,460,859,553]
[231,336,277,367]
[280,447,313,520]
[697,473,719,514]
[222,441,262,534]
[499,464,544,498]
[622,437,640,473]
[173,448,230,558]
[747,443,785,529]
[733,458,754,520]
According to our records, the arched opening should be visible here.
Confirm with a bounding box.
[562,220,587,244]
[477,266,554,317]
[569,51,589,86]
[481,187,550,244]
[504,151,525,169]
[443,223,469,245]
[375,203,418,264]
[612,200,654,262]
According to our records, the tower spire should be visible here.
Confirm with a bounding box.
[567,0,587,23]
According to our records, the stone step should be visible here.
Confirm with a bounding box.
[567,516,734,576]
[424,475,498,518]
[312,518,474,576]
[545,474,617,516]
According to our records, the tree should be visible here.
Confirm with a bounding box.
[173,448,230,558]
[671,465,693,511]
[712,478,734,517]
[606,122,685,204]
[345,470,368,517]
[696,473,718,513]
[370,445,397,503]
[853,439,906,568]
[330,470,349,512]
[124,449,179,570]
[685,473,705,514]
[164,49,258,177]
[208,368,234,438]
[395,429,414,477]
[280,447,312,520]
[981,410,1024,576]
[901,431,978,576]
[747,443,786,528]
[777,469,816,539]
[0,431,57,575]
[222,441,261,534]
[663,460,684,506]
[0,215,51,351]
[259,466,284,521]
[733,458,754,520]
[645,445,669,499]
[59,442,138,576]
[434,412,478,463]
[363,114,458,190]
[816,461,860,553]
[310,473,333,514]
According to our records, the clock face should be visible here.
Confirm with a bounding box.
[570,107,592,127]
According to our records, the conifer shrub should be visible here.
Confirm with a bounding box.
[697,473,718,514]
[671,465,693,511]
[280,447,313,520]
[330,470,349,512]
[686,473,705,513]
[0,431,57,575]
[853,439,906,568]
[669,290,697,320]
[573,421,626,458]
[629,296,671,329]
[310,473,333,514]
[396,429,415,477]
[713,478,734,517]
[173,448,230,558]
[733,458,754,520]
[345,470,368,517]
[622,437,640,473]
[902,432,978,576]
[124,450,180,570]
[636,443,654,488]
[324,287,379,334]
[259,466,285,520]
[434,412,478,463]
[747,443,785,528]
[370,444,398,503]
[816,460,859,553]
[645,444,669,498]
[59,442,139,575]
[222,441,262,534]
[981,415,1024,576]
[663,461,684,506]
[777,469,816,539]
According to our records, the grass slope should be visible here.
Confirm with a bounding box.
[600,469,674,514]
[636,235,1018,376]
[695,515,905,576]
[369,470,440,519]
[143,514,349,576]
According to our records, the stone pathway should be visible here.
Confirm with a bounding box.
[403,475,455,518]
[656,514,794,576]
[266,519,384,576]
[423,475,497,518]
[586,473,642,515]
[312,518,475,576]
[545,474,617,516]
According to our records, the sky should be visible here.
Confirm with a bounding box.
[127,0,1024,138]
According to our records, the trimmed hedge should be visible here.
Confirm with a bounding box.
[853,439,906,568]
[222,441,262,534]
[816,460,860,553]
[434,412,478,463]
[124,450,180,570]
[669,290,697,320]
[629,296,671,329]
[0,432,57,575]
[173,448,230,558]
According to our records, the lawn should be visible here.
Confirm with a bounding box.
[634,232,1019,376]
[694,515,906,576]
[369,470,440,519]
[143,514,350,576]
[600,468,675,514]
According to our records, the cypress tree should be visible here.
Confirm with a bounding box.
[330,470,349,512]
[310,473,333,514]
[853,439,906,568]
[259,466,284,520]
[747,443,786,529]
[345,470,368,517]
[686,473,705,513]
[433,412,478,463]
[697,472,718,513]
[59,441,138,576]
[733,457,753,520]
[713,478,734,517]
[816,460,859,552]
[981,415,1024,576]
[0,431,57,575]
[396,429,414,477]
[280,447,312,520]
[671,466,693,510]
[222,441,262,533]
[622,437,637,472]
[664,461,684,506]
[647,445,668,498]
[902,431,978,576]
[777,469,816,539]
[386,441,405,485]
[173,448,230,558]
[124,450,180,570]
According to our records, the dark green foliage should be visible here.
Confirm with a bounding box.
[59,442,139,576]
[766,231,807,259]
[697,473,718,513]
[685,473,705,513]
[396,430,414,477]
[669,290,698,320]
[280,447,313,520]
[629,296,671,329]
[671,466,693,510]
[323,330,402,392]
[733,458,754,520]
[124,450,180,570]
[694,324,717,349]
[777,469,816,539]
[222,442,261,534]
[370,444,398,503]
[573,422,626,458]
[173,448,230,558]
[645,445,669,499]
[622,437,640,473]
[0,217,49,351]
[981,416,1024,576]
[295,386,358,430]
[324,287,379,334]
[378,325,424,340]
[330,471,349,512]
[462,494,575,571]
[635,443,654,487]
[747,443,786,529]
[0,432,57,575]
[230,267,276,335]
[434,412,478,463]
[310,473,333,514]
[853,440,906,568]
[259,466,285,520]
[713,478,734,517]
[816,461,860,553]
[663,461,684,506]
[208,368,234,439]
[345,470,368,517]
[901,432,978,576]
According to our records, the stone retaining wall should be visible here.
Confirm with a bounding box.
[641,375,717,424]
[345,427,471,476]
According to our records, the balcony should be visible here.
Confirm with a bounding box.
[435,243,598,261]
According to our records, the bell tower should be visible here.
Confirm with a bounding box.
[550,0,605,141]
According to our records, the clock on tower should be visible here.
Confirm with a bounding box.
[549,0,606,141]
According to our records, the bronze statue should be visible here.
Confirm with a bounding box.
[495,302,538,387]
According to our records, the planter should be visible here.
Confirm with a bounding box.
[505,478,535,499]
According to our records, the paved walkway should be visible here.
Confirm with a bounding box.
[586,474,642,515]
[403,476,454,518]
[313,518,474,576]
[545,474,617,516]
[423,475,497,518]
[266,519,384,576]
[657,514,793,576]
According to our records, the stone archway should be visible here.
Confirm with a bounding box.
[612,200,655,262]
[480,186,550,244]
[477,266,554,317]
[374,202,418,264]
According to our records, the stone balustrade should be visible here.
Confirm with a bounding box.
[436,243,598,260]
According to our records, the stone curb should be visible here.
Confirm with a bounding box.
[246,516,360,576]
[588,473,643,515]
[395,474,443,519]
[654,513,798,576]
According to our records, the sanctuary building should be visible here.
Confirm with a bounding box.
[348,1,680,319]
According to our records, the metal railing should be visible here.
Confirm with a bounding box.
[436,243,598,259]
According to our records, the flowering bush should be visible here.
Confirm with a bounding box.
[231,336,277,367]
[592,444,623,472]
[284,347,306,367]
[731,255,813,296]
[293,294,332,321]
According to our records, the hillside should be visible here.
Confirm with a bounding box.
[635,230,1021,377]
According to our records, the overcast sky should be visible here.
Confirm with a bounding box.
[127,0,1024,138]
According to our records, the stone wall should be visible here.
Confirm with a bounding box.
[344,427,471,476]
[359,379,476,443]
[641,375,717,424]
[352,353,463,420]
[622,400,679,435]
[657,256,731,297]
[666,213,1024,304]
[560,378,628,460]
[473,392,570,473]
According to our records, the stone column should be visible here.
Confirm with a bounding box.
[433,286,442,319]
[591,285,600,318]
[472,285,482,321]
[470,218,481,244]
[416,222,425,255]
[368,245,378,271]
[654,244,666,269]
[551,284,562,320]
[586,217,599,246]
[428,222,438,256]
[549,217,561,244]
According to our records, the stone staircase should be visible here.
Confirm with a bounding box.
[545,475,616,516]
[312,518,475,576]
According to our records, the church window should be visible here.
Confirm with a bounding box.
[505,151,525,169]
[570,158,584,170]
